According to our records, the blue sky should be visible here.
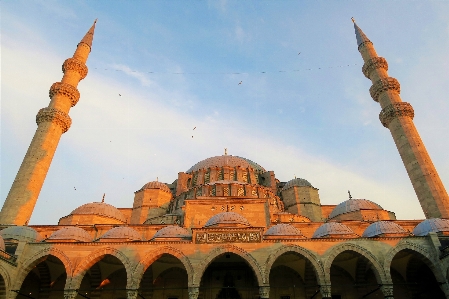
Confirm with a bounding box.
[1,1,448,224]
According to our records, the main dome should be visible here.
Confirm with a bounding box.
[69,202,126,223]
[187,155,266,173]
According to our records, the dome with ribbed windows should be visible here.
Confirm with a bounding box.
[187,155,265,173]
[264,224,303,236]
[137,181,171,193]
[329,199,383,219]
[151,226,192,240]
[312,222,356,238]
[99,226,142,241]
[0,226,41,242]
[69,202,126,223]
[362,221,408,237]
[282,178,313,190]
[47,227,92,242]
[413,218,449,236]
[205,212,251,228]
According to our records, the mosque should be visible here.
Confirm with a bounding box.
[0,20,449,299]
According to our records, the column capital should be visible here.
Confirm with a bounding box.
[320,284,332,299]
[188,286,199,299]
[63,290,78,299]
[258,286,270,299]
[381,284,394,298]
[127,289,139,299]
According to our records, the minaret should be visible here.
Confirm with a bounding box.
[353,19,449,218]
[0,21,97,225]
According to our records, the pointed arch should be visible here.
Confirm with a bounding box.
[264,244,326,285]
[0,265,10,298]
[384,241,445,282]
[130,246,193,289]
[11,247,72,291]
[68,247,134,290]
[323,242,387,284]
[194,244,263,286]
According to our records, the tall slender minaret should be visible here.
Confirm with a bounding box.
[353,19,449,219]
[0,21,97,225]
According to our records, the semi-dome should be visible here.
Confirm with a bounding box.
[312,222,355,238]
[264,223,303,236]
[413,218,449,236]
[187,155,266,173]
[362,221,408,237]
[99,226,142,241]
[70,202,126,223]
[205,212,251,228]
[0,226,41,242]
[151,226,191,240]
[47,227,92,242]
[137,181,171,193]
[0,235,5,251]
[282,178,313,190]
[329,199,383,219]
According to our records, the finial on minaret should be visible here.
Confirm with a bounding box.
[102,193,105,203]
[348,190,352,199]
[156,177,159,182]
[224,148,228,155]
[351,17,356,23]
[352,19,371,47]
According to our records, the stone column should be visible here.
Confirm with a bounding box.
[381,284,394,298]
[258,286,270,299]
[188,287,199,299]
[320,284,332,299]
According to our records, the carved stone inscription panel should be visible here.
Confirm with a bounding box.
[195,231,261,244]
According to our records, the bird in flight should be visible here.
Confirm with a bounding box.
[74,187,76,191]
[119,94,121,96]
[238,81,242,85]
[298,52,301,55]
[193,127,196,130]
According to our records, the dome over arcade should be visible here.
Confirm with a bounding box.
[312,222,355,238]
[99,226,142,241]
[47,227,92,242]
[362,221,408,237]
[0,226,41,242]
[282,178,313,190]
[69,202,126,223]
[151,226,192,240]
[413,218,449,236]
[329,199,383,219]
[205,212,251,228]
[137,181,171,193]
[186,155,266,173]
[264,223,303,237]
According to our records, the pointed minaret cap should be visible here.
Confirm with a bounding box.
[79,19,97,50]
[352,18,371,47]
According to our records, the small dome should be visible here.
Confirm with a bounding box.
[0,235,5,251]
[100,227,142,241]
[48,227,92,242]
[362,221,407,237]
[312,222,355,238]
[264,224,303,236]
[151,226,191,240]
[137,181,171,193]
[205,212,251,228]
[329,199,383,219]
[70,202,126,223]
[282,178,313,190]
[0,226,41,242]
[187,155,265,173]
[413,218,449,236]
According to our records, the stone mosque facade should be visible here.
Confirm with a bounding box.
[0,20,449,299]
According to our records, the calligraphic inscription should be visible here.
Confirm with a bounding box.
[196,231,261,244]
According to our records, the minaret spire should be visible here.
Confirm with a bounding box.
[0,21,97,225]
[353,20,449,218]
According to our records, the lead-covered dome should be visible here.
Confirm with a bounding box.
[282,178,313,190]
[205,212,251,228]
[362,221,408,237]
[69,202,126,223]
[187,155,265,173]
[413,218,449,236]
[0,226,41,242]
[151,226,192,240]
[47,227,92,242]
[329,199,383,219]
[312,222,356,238]
[99,226,142,241]
[137,181,171,193]
[264,224,303,237]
